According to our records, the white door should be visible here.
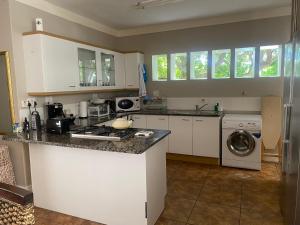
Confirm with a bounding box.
[193,117,220,158]
[132,115,147,128]
[146,115,169,152]
[114,53,126,89]
[125,53,143,89]
[42,36,78,92]
[169,116,193,155]
[146,115,168,130]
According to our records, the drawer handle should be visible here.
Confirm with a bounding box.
[69,85,76,87]
[182,119,190,121]
[127,84,134,87]
[195,120,203,122]
[158,118,165,121]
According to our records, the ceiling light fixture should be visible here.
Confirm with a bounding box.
[135,0,186,9]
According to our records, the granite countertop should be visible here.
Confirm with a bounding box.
[2,129,170,154]
[131,109,223,117]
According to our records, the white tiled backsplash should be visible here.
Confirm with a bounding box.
[18,96,261,124]
[166,97,261,111]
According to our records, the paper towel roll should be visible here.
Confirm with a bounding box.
[79,101,88,118]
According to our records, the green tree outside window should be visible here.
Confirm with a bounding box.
[190,51,208,79]
[235,47,255,78]
[259,45,281,77]
[212,49,231,79]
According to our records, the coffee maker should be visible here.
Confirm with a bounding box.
[45,103,70,134]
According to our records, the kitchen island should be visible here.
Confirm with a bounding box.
[3,128,170,225]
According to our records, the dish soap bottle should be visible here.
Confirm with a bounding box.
[214,103,219,112]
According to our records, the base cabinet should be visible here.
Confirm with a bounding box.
[146,115,169,152]
[132,115,147,128]
[192,117,220,157]
[168,116,193,155]
[130,114,220,158]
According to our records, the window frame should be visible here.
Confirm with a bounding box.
[170,52,188,81]
[234,47,256,79]
[211,49,232,79]
[190,51,209,80]
[259,45,282,78]
[152,54,168,81]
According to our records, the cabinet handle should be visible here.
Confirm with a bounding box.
[127,84,134,87]
[195,119,203,122]
[158,118,166,121]
[69,85,76,88]
[182,119,190,121]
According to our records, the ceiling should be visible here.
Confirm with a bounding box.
[45,0,291,29]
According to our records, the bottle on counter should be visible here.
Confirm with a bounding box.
[214,103,220,112]
[23,117,30,133]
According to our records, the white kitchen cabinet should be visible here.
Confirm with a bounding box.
[125,53,144,89]
[132,115,147,128]
[146,115,169,152]
[23,34,78,93]
[98,49,125,89]
[23,33,127,94]
[168,116,193,155]
[192,117,220,158]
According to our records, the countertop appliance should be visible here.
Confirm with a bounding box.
[45,103,64,119]
[222,114,262,170]
[46,117,70,134]
[281,10,300,224]
[116,97,140,112]
[88,103,110,117]
[45,103,70,134]
[71,126,138,141]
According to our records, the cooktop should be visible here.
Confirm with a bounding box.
[71,126,138,141]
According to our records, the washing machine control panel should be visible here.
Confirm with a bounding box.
[223,120,261,130]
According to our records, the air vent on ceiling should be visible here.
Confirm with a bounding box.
[135,0,186,9]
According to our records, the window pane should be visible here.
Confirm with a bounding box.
[294,42,300,77]
[235,47,255,78]
[259,45,281,77]
[284,43,293,78]
[152,55,168,81]
[212,49,231,79]
[171,53,187,80]
[190,51,208,79]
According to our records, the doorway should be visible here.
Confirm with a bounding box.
[0,51,15,134]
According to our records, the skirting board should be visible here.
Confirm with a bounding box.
[166,153,219,165]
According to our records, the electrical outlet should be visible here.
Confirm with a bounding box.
[21,98,36,108]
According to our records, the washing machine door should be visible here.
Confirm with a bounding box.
[227,130,256,157]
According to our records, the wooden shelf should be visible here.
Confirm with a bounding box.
[28,88,139,96]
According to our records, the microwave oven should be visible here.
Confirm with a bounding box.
[115,97,140,112]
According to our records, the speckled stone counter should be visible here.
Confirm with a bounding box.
[2,129,170,154]
[133,109,223,117]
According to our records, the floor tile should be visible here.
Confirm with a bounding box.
[197,182,241,208]
[168,179,203,200]
[161,197,196,223]
[242,188,281,214]
[155,217,186,225]
[188,203,240,225]
[240,207,283,225]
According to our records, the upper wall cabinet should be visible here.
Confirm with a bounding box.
[23,33,142,94]
[24,34,78,93]
[125,53,144,89]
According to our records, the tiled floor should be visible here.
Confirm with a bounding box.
[34,160,283,225]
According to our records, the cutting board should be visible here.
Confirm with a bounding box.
[261,96,282,150]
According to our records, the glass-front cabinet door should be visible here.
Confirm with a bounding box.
[99,52,116,87]
[78,48,97,87]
